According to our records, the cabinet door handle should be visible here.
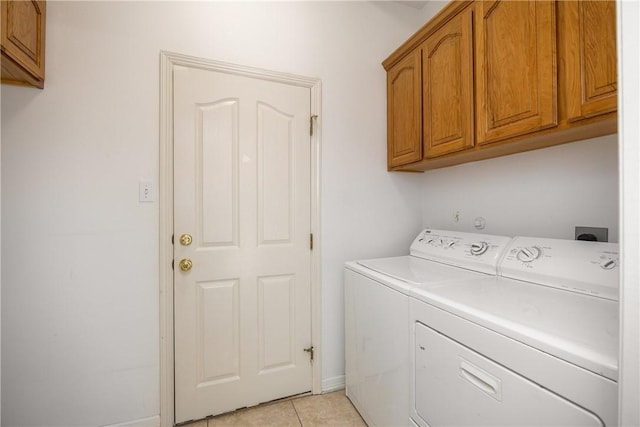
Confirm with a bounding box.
[459,358,502,401]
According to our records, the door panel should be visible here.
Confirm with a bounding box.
[174,66,312,423]
[198,99,239,247]
[196,280,240,385]
[476,0,557,144]
[387,49,422,168]
[258,275,295,371]
[258,103,294,244]
[580,2,616,104]
[423,8,474,158]
[1,0,46,80]
[414,322,603,427]
[564,0,617,121]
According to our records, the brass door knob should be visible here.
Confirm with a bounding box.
[180,234,192,246]
[179,258,193,272]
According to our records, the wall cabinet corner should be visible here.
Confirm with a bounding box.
[1,0,46,89]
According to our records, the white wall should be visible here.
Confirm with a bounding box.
[0,2,425,426]
[420,0,447,22]
[421,135,619,241]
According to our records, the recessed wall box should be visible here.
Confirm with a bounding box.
[575,226,608,242]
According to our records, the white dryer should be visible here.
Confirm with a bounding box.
[409,237,619,426]
[344,229,511,427]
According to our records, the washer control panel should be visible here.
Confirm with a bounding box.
[470,241,489,256]
[500,237,619,301]
[516,246,542,263]
[410,229,512,275]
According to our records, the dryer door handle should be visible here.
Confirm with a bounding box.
[459,358,502,401]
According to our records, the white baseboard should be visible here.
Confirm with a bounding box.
[322,375,345,393]
[103,415,161,427]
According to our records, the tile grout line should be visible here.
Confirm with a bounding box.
[290,399,305,427]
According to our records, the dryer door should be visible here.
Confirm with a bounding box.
[413,322,603,427]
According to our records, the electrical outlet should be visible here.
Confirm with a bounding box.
[575,226,608,242]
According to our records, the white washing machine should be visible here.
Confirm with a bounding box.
[344,229,512,427]
[409,237,619,426]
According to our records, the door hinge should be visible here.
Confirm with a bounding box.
[171,259,175,270]
[310,233,313,250]
[171,234,174,245]
[310,114,318,136]
[304,345,314,362]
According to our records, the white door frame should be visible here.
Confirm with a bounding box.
[617,1,640,424]
[159,51,322,427]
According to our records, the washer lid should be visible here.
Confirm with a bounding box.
[410,229,512,274]
[357,256,491,287]
[412,276,619,381]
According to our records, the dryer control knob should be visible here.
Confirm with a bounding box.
[470,242,489,256]
[600,259,617,270]
[517,246,542,263]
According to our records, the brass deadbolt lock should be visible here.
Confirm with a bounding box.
[180,234,193,246]
[179,258,193,272]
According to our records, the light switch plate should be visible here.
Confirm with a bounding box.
[139,180,155,202]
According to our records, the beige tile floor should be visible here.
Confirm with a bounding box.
[182,390,366,427]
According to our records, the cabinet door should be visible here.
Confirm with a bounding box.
[564,1,617,121]
[475,0,557,145]
[387,49,422,168]
[423,8,474,158]
[1,0,46,86]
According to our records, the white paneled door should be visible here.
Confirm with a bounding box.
[173,66,313,423]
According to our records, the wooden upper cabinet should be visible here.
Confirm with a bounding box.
[387,49,422,168]
[1,0,46,88]
[475,0,557,145]
[563,0,617,121]
[422,8,474,158]
[382,0,617,172]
